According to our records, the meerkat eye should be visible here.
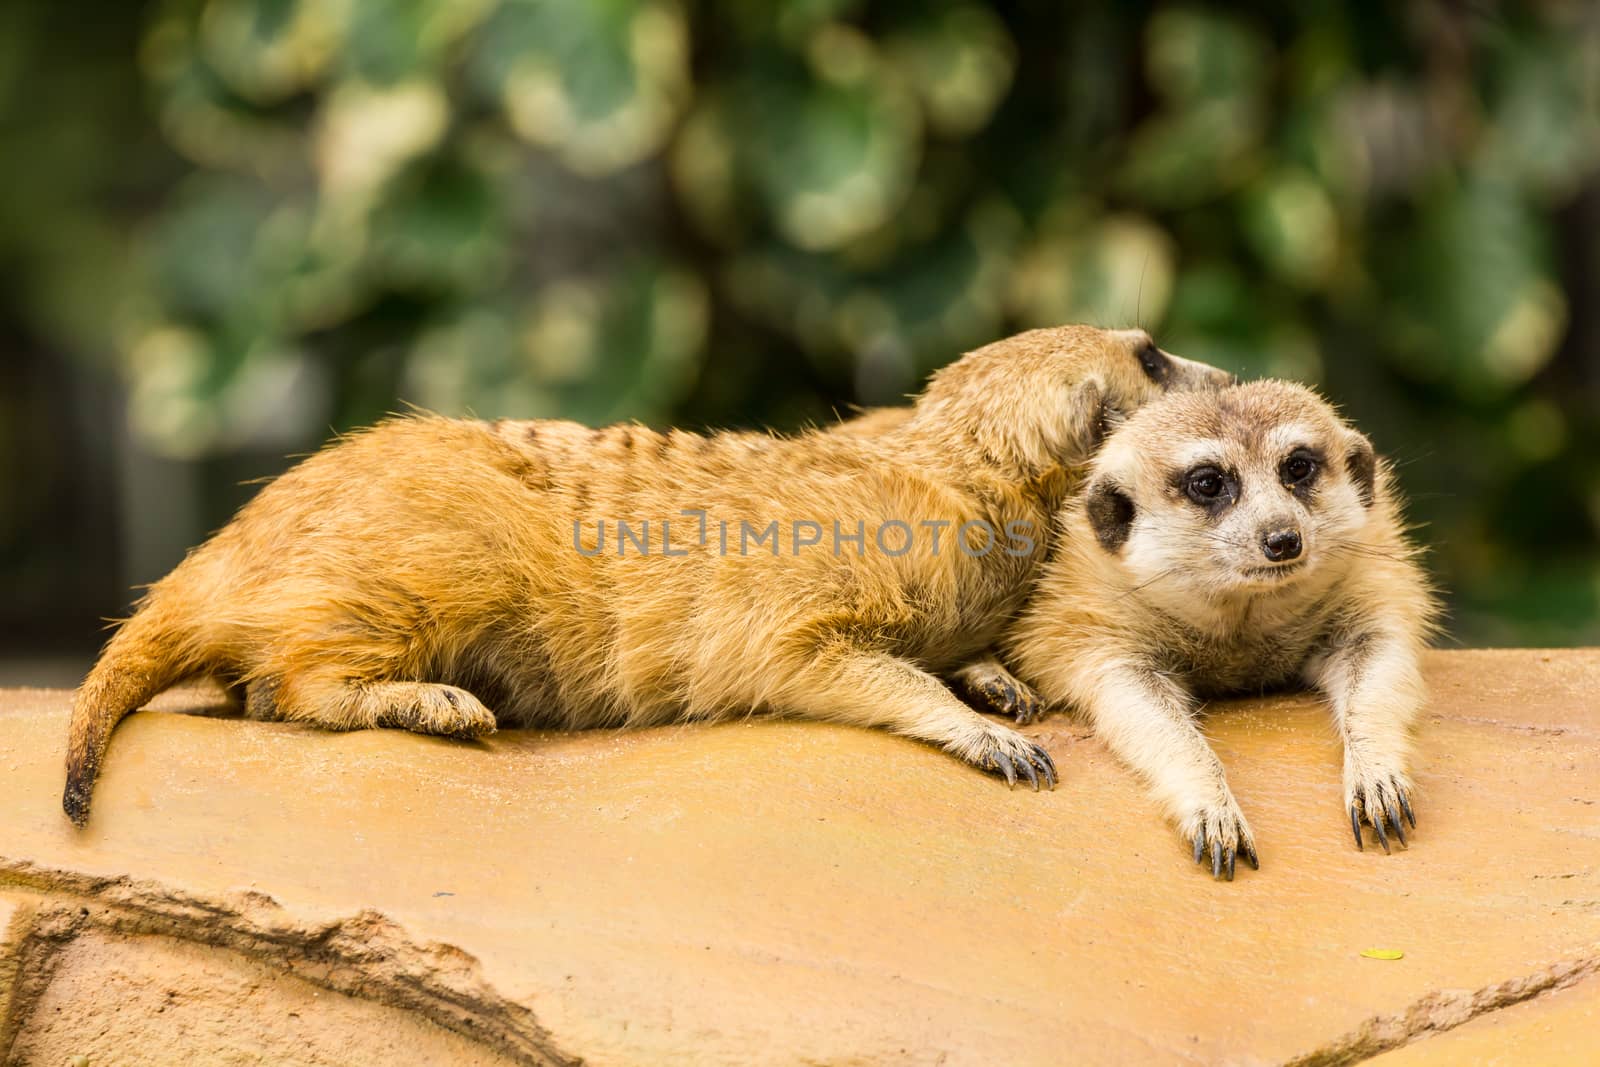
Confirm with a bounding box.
[1280,450,1318,486]
[1184,466,1226,503]
[1135,342,1169,385]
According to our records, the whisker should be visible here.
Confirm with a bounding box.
[1117,566,1179,600]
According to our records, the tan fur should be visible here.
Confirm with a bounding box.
[63,325,1230,824]
[996,380,1438,879]
[828,406,913,437]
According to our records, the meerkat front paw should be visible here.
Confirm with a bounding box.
[1346,759,1415,854]
[953,661,1044,725]
[953,723,1058,791]
[1180,796,1259,881]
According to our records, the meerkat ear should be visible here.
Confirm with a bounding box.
[1344,431,1376,507]
[1064,377,1108,460]
[1086,479,1135,551]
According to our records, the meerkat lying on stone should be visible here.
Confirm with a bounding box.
[63,325,1231,825]
[978,380,1436,879]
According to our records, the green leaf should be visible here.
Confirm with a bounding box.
[1240,168,1340,288]
[884,5,1016,138]
[1144,8,1271,105]
[1376,177,1567,395]
[366,156,508,295]
[475,0,690,176]
[150,175,280,324]
[720,44,923,252]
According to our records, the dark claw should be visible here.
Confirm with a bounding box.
[994,751,1017,788]
[1226,848,1236,881]
[1351,805,1364,851]
[1033,746,1058,789]
[1211,838,1222,879]
[1400,792,1416,829]
[1194,830,1205,865]
[1017,755,1039,792]
[1372,808,1391,854]
[1386,799,1408,848]
[1241,840,1260,870]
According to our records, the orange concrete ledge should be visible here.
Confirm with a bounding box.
[1,649,1597,1065]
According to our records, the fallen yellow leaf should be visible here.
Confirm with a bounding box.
[1360,949,1404,960]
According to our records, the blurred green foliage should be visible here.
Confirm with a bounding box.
[2,0,1599,645]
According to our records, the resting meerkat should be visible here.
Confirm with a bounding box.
[985,380,1436,879]
[63,325,1231,824]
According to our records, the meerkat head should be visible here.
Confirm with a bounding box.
[1082,379,1380,603]
[912,325,1234,473]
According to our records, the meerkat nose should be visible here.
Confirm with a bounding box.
[1261,529,1303,562]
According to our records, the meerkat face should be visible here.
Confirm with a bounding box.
[917,325,1235,471]
[1083,379,1379,602]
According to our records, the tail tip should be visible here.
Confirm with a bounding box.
[63,777,92,828]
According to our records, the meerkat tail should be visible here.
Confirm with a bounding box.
[63,603,199,827]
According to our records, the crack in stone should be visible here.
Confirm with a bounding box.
[1436,715,1571,737]
[1282,943,1600,1066]
[0,857,582,1066]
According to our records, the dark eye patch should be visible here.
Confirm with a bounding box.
[1135,342,1170,385]
[1279,446,1323,498]
[1088,481,1136,552]
[1177,464,1238,515]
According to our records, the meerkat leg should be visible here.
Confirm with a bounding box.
[1076,661,1258,880]
[951,653,1045,725]
[1307,633,1424,854]
[262,668,497,739]
[780,647,1057,790]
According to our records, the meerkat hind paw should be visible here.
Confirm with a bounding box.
[955,665,1044,725]
[390,683,497,738]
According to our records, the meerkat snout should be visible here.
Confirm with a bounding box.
[1261,527,1302,562]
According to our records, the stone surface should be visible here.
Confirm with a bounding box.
[0,649,1597,1065]
[1365,969,1600,1066]
[11,928,517,1067]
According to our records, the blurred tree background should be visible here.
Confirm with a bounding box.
[2,0,1599,677]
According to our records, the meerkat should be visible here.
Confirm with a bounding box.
[62,325,1231,825]
[976,380,1436,880]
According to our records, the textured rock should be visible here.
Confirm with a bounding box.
[1364,968,1600,1066]
[10,928,518,1067]
[0,649,1596,1065]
